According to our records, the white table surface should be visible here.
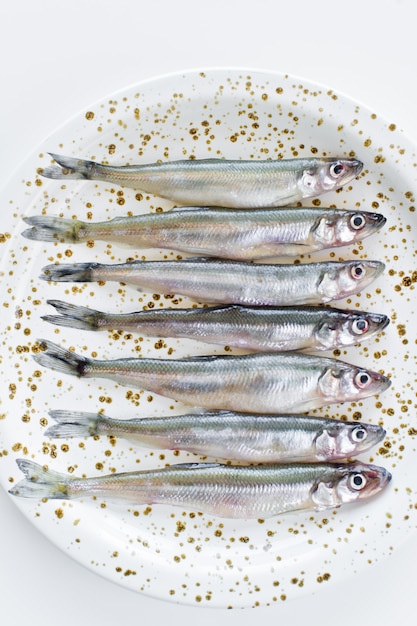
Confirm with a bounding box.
[1,1,416,624]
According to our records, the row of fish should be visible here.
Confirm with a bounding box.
[10,152,391,518]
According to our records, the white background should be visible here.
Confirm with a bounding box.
[0,1,416,624]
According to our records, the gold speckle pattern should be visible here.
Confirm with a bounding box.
[0,68,416,608]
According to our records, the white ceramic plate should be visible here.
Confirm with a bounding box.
[0,68,415,609]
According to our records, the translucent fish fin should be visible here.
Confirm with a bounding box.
[46,410,101,438]
[41,153,98,181]
[172,462,223,470]
[180,257,239,264]
[33,339,90,378]
[9,459,72,499]
[40,262,97,283]
[42,300,104,331]
[169,205,217,212]
[22,215,82,243]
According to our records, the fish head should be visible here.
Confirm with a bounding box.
[318,363,391,404]
[299,158,363,197]
[312,461,391,510]
[314,421,386,460]
[317,260,385,301]
[315,310,390,349]
[312,210,386,247]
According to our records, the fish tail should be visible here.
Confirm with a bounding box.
[22,215,86,243]
[46,410,101,438]
[42,299,106,331]
[33,339,91,378]
[40,261,98,283]
[9,459,71,499]
[41,153,101,181]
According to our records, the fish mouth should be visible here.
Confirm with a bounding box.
[380,466,392,487]
[370,212,387,230]
[365,260,386,279]
[360,212,387,236]
[351,159,364,177]
[370,371,391,394]
[367,312,390,333]
[366,463,392,494]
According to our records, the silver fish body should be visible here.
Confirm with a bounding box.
[41,153,363,208]
[43,300,390,352]
[33,340,391,413]
[40,258,385,306]
[22,207,385,260]
[10,459,391,518]
[45,409,386,463]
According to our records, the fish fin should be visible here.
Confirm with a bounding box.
[180,256,239,264]
[46,410,101,438]
[182,354,223,362]
[311,481,341,510]
[41,153,98,181]
[168,205,217,212]
[42,300,104,331]
[22,215,82,243]
[189,408,245,419]
[9,459,72,499]
[171,462,223,470]
[40,262,98,283]
[33,339,90,378]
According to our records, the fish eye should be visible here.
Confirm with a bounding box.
[330,162,345,178]
[350,426,368,443]
[354,371,372,389]
[351,317,369,335]
[350,213,366,230]
[349,473,367,491]
[350,263,365,280]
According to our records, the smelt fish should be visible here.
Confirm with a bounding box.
[10,459,391,518]
[33,340,391,414]
[40,153,363,208]
[43,300,390,352]
[22,207,385,260]
[45,410,386,463]
[40,258,385,306]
